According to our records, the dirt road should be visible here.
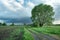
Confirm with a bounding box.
[28,29,59,40]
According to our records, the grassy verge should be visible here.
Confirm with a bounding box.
[24,28,34,40]
[31,26,60,37]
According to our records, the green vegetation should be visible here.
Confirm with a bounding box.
[0,26,24,40]
[0,22,6,26]
[2,23,7,26]
[31,26,60,36]
[31,4,54,27]
[10,23,15,26]
[5,27,22,40]
[0,26,60,40]
[0,26,34,40]
[0,23,2,26]
[0,2,60,40]
[24,28,34,40]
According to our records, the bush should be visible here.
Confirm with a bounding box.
[2,23,6,26]
[0,23,2,26]
[10,23,14,26]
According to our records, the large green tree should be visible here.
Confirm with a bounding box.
[31,4,54,27]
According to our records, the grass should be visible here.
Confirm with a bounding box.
[0,26,60,40]
[0,26,34,40]
[24,28,34,40]
[5,27,22,40]
[0,26,24,40]
[31,26,60,36]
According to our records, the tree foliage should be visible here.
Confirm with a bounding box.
[2,23,6,26]
[10,23,14,26]
[31,4,54,27]
[0,23,2,26]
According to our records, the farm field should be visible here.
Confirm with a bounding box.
[0,26,60,40]
[30,26,60,36]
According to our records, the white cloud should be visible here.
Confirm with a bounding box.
[42,0,60,8]
[53,20,60,24]
[25,8,31,17]
[27,2,35,8]
[0,0,60,23]
[1,0,24,12]
[42,0,60,21]
[17,0,24,5]
[24,2,35,17]
[0,20,4,23]
[42,0,55,8]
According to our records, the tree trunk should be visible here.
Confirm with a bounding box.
[40,24,43,27]
[37,24,40,27]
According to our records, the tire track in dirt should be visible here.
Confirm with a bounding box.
[27,29,41,40]
[27,29,59,40]
[32,29,60,40]
[14,31,24,40]
[14,28,24,40]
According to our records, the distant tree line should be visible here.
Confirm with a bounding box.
[0,22,15,26]
[0,23,6,26]
[10,23,14,26]
[53,24,60,26]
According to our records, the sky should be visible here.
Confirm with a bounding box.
[0,0,60,24]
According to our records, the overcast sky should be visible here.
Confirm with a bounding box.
[0,0,60,24]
